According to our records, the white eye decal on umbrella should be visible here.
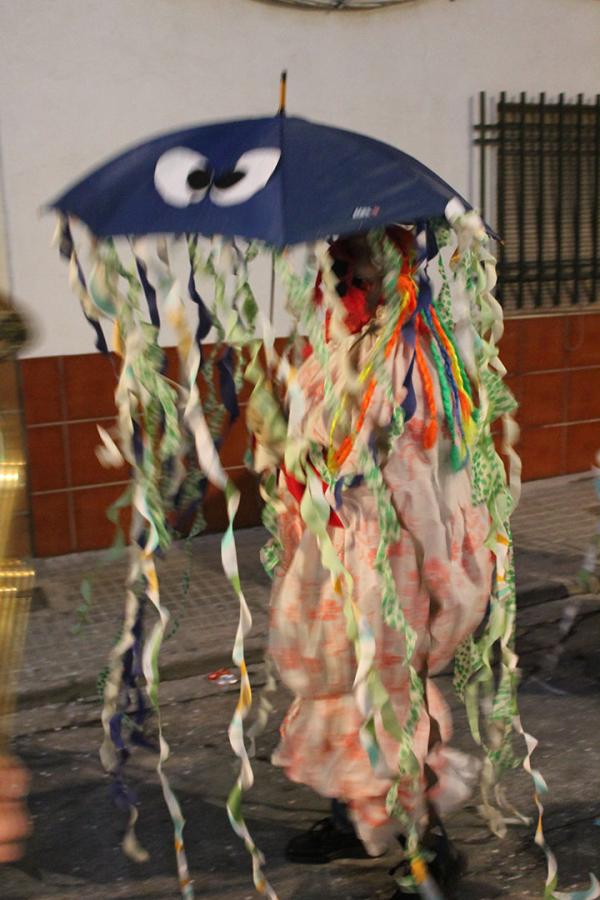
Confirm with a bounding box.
[210,148,281,207]
[154,147,212,207]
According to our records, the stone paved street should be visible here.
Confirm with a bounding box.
[511,473,600,597]
[2,642,599,900]
[20,528,271,706]
[19,473,600,707]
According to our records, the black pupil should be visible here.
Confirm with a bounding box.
[187,168,211,190]
[213,170,246,190]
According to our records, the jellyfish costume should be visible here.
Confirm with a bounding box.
[48,110,598,900]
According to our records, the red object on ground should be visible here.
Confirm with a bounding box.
[207,668,231,681]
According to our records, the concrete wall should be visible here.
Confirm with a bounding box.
[2,0,599,554]
[1,0,598,357]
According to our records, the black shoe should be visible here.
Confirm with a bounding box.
[285,816,371,864]
[423,826,466,892]
[388,828,466,898]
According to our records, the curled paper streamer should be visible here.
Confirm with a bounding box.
[96,425,125,468]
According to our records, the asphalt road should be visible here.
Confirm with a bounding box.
[1,597,599,900]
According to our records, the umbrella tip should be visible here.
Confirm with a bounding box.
[278,71,287,116]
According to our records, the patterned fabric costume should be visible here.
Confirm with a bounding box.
[268,229,493,855]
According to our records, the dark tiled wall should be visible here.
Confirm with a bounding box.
[20,353,126,556]
[19,348,259,556]
[502,313,600,479]
[17,312,600,557]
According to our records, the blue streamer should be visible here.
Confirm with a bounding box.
[132,420,144,467]
[400,353,417,423]
[134,253,160,328]
[187,236,213,355]
[425,222,439,262]
[59,219,108,354]
[217,346,240,422]
[107,598,153,816]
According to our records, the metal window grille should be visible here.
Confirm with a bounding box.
[476,92,600,315]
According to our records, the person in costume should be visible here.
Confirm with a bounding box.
[251,227,493,896]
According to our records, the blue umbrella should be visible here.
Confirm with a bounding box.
[49,113,471,247]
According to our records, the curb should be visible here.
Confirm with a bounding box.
[15,582,572,711]
[516,581,570,608]
[15,640,267,711]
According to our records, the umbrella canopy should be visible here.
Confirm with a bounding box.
[50,115,470,246]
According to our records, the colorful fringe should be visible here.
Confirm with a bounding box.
[53,203,598,900]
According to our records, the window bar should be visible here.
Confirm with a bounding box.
[518,91,527,310]
[555,93,565,307]
[497,92,506,300]
[536,92,546,308]
[592,94,600,305]
[572,93,584,305]
[479,91,486,222]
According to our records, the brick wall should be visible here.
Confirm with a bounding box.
[15,311,600,557]
[502,313,600,479]
[19,347,259,557]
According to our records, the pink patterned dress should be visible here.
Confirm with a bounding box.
[268,301,494,855]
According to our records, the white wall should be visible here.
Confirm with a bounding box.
[0,0,598,357]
